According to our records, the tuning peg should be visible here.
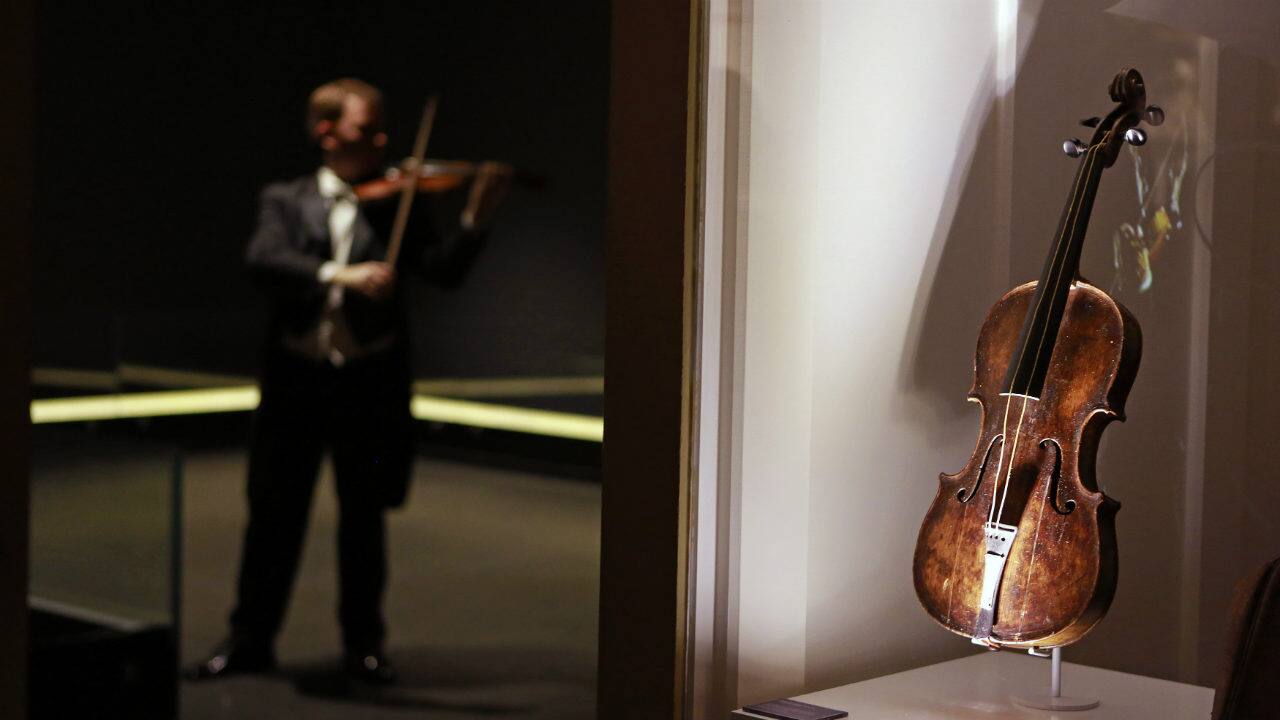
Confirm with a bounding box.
[1080,116,1101,128]
[1062,138,1089,158]
[1124,127,1147,146]
[1144,105,1165,126]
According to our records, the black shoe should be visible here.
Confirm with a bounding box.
[186,635,276,680]
[343,650,397,686]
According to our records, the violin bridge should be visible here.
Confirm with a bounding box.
[971,521,1019,644]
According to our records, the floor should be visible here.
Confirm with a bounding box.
[28,427,598,719]
[30,438,599,717]
[175,450,601,719]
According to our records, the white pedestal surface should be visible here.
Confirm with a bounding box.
[732,651,1213,719]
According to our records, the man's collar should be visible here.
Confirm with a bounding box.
[316,166,355,200]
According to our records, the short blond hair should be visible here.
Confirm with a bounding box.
[306,78,383,141]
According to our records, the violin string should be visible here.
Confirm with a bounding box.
[986,404,1013,527]
[995,145,1102,525]
[997,396,1032,524]
[1020,145,1103,396]
[987,144,1100,528]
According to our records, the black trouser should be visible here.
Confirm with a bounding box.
[230,346,413,654]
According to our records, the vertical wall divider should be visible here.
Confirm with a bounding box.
[599,0,700,717]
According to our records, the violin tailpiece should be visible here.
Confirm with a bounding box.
[972,521,1019,643]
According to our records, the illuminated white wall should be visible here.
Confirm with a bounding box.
[801,0,1009,691]
[701,0,1010,708]
[733,0,818,702]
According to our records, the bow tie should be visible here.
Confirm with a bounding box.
[324,190,358,205]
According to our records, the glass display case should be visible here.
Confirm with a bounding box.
[692,0,1280,715]
[28,424,181,719]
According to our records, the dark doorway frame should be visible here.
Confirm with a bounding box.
[598,0,700,717]
[1,0,35,715]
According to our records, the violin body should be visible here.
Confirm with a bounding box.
[913,278,1140,648]
[355,160,516,202]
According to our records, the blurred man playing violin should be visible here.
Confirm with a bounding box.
[188,78,509,686]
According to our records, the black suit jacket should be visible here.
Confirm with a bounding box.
[244,173,486,348]
[244,173,485,508]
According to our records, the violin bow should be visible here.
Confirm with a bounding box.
[384,94,439,267]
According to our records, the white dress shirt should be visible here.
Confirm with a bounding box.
[282,166,393,365]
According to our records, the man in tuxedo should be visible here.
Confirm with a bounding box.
[189,78,508,684]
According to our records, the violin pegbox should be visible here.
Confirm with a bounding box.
[1060,67,1159,167]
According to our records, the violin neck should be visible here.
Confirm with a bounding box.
[1002,147,1108,398]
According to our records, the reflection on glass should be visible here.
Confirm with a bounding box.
[33,3,605,717]
[1109,70,1189,296]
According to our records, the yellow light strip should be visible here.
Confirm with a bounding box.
[30,387,604,442]
[410,395,603,442]
[30,387,261,424]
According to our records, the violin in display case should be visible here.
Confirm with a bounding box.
[913,68,1164,650]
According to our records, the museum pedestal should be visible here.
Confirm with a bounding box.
[732,651,1213,719]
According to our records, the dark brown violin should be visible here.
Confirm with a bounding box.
[913,69,1164,649]
[355,96,520,266]
[354,159,518,202]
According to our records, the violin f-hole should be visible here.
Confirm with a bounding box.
[1039,438,1076,514]
[957,434,1004,503]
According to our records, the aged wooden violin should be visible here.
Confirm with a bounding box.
[913,69,1164,649]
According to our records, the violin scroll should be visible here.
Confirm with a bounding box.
[1108,67,1145,104]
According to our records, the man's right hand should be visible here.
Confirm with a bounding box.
[333,261,396,301]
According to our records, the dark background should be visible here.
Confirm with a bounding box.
[34,1,608,385]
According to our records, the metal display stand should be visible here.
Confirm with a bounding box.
[1010,647,1100,711]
